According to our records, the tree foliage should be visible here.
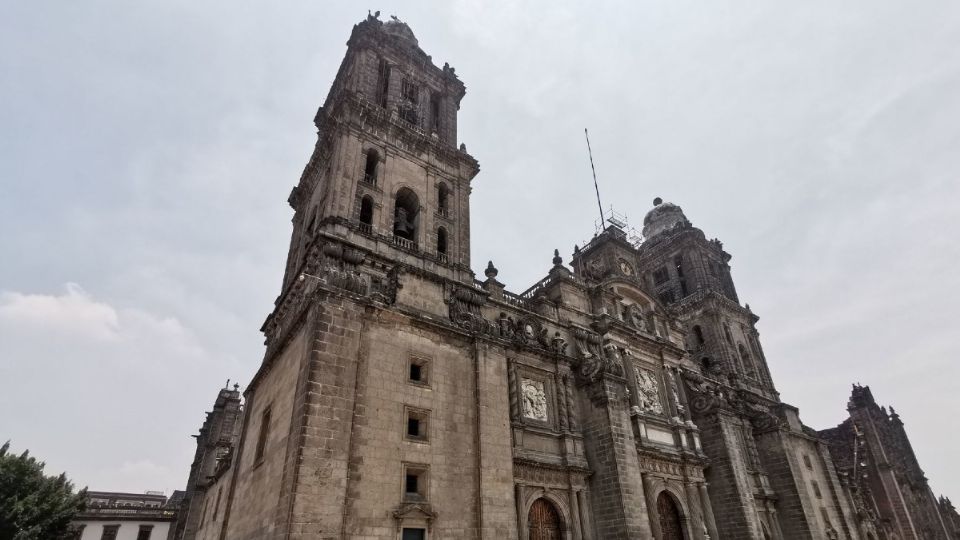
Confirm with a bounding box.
[0,441,86,540]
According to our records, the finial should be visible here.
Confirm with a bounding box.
[485,260,498,279]
[573,244,580,254]
[233,383,240,391]
[459,143,467,152]
[552,249,562,266]
[225,378,230,389]
[653,197,663,206]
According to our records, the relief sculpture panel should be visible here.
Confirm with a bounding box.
[635,367,664,415]
[521,378,549,422]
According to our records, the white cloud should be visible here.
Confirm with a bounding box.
[0,283,120,341]
[0,283,234,492]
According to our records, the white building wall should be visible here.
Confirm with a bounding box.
[76,520,170,540]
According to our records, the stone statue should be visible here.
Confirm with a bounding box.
[634,367,664,415]
[521,379,548,421]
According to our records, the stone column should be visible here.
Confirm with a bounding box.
[684,481,706,540]
[555,372,569,432]
[698,482,720,540]
[577,490,593,540]
[569,485,583,540]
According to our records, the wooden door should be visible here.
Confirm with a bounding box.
[529,498,562,540]
[657,492,685,540]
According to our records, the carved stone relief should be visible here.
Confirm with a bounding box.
[634,367,664,415]
[521,378,549,422]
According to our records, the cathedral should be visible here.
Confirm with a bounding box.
[171,14,958,540]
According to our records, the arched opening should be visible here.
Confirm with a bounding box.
[692,325,705,347]
[359,196,374,230]
[528,498,563,540]
[738,343,757,378]
[436,227,448,258]
[700,357,712,372]
[437,182,449,215]
[393,188,420,244]
[656,491,686,540]
[364,150,379,185]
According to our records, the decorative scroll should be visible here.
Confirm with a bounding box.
[447,286,496,334]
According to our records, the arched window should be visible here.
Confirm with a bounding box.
[723,324,733,344]
[692,325,705,347]
[393,187,420,244]
[359,196,374,229]
[738,343,757,378]
[364,150,380,185]
[528,498,563,540]
[437,227,448,257]
[700,357,712,372]
[437,183,449,216]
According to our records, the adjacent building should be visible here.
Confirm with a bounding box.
[170,13,958,540]
[73,491,180,540]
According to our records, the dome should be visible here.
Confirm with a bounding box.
[642,197,691,238]
[383,17,418,46]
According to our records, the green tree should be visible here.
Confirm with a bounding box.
[0,441,86,540]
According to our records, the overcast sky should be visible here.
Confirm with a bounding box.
[2,1,958,501]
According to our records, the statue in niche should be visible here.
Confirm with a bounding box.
[521,378,548,421]
[634,367,664,415]
[667,369,685,416]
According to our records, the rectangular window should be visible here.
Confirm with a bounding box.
[101,525,120,540]
[812,480,823,499]
[405,408,429,442]
[402,528,426,540]
[399,79,419,125]
[803,454,813,469]
[403,464,429,501]
[376,58,390,109]
[430,93,441,134]
[254,406,272,464]
[408,358,429,385]
[136,525,154,540]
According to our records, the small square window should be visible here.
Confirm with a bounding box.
[405,408,429,442]
[402,464,429,502]
[812,480,822,499]
[402,528,426,540]
[408,358,429,385]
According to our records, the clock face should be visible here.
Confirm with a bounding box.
[618,258,634,276]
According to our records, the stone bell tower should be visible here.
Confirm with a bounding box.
[279,13,480,293]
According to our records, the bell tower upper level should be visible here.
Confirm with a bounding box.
[279,13,480,291]
[634,198,777,396]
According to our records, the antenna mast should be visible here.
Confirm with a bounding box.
[584,128,606,227]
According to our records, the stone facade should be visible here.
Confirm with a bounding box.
[171,14,954,540]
